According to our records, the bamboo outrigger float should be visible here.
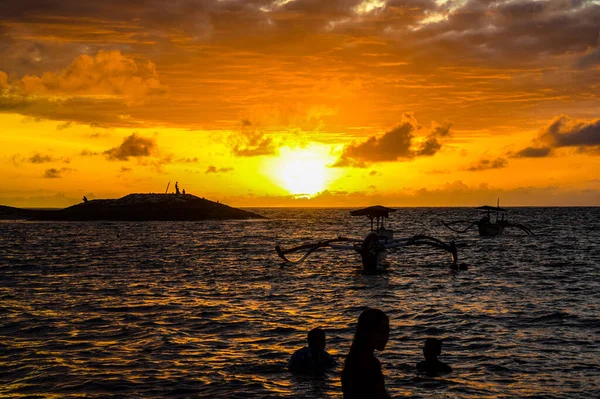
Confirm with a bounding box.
[275,206,459,273]
[442,201,534,237]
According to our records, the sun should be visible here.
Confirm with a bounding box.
[271,147,331,197]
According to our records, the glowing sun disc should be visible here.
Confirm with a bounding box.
[273,149,330,197]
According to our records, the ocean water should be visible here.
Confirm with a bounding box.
[1,207,599,398]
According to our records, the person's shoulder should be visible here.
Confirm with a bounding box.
[294,346,310,355]
[291,346,310,359]
[416,360,428,371]
[289,347,310,372]
[437,361,452,373]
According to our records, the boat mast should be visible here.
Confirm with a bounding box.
[496,198,499,222]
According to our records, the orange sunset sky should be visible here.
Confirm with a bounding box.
[1,0,599,207]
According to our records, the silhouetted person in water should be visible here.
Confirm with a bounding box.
[342,308,391,399]
[175,181,180,195]
[82,196,88,203]
[416,338,452,377]
[182,188,186,195]
[289,327,336,374]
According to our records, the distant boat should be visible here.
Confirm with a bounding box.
[276,205,459,273]
[442,201,533,237]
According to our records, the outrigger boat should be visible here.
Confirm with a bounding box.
[442,201,534,237]
[275,205,459,273]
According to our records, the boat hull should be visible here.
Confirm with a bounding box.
[478,221,504,236]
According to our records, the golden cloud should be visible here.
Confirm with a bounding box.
[15,50,165,105]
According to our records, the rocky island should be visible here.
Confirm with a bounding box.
[0,193,264,221]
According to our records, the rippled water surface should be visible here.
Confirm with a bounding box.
[1,207,599,398]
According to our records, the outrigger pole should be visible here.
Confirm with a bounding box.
[276,206,459,273]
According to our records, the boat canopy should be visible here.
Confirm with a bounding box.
[476,205,507,212]
[350,205,396,219]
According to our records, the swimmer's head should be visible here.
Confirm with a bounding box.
[308,327,326,352]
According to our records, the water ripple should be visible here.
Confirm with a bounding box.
[1,208,599,398]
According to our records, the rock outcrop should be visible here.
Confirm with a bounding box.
[0,194,264,221]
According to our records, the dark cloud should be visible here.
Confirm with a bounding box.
[104,133,157,161]
[415,136,442,156]
[43,167,72,178]
[332,113,451,167]
[228,119,278,157]
[539,115,600,148]
[577,47,600,69]
[400,0,600,66]
[0,91,146,127]
[2,1,595,66]
[28,153,54,163]
[466,157,508,172]
[333,114,418,167]
[511,146,552,158]
[177,157,199,164]
[10,152,70,164]
[206,165,234,174]
[513,115,600,157]
[80,149,98,156]
[57,121,72,130]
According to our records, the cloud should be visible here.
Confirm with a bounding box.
[511,146,552,158]
[538,115,600,148]
[228,119,278,157]
[513,115,600,157]
[29,153,54,163]
[1,1,598,132]
[220,181,600,207]
[1,1,598,72]
[9,152,70,165]
[0,50,166,126]
[465,157,508,172]
[80,149,98,157]
[577,47,600,69]
[206,165,234,174]
[332,113,451,167]
[57,121,72,130]
[396,0,600,66]
[104,133,157,161]
[427,169,449,175]
[43,167,73,178]
[177,157,199,164]
[12,50,165,104]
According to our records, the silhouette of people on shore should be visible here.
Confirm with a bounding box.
[341,308,391,399]
[289,327,336,374]
[175,181,180,195]
[416,338,452,377]
[82,196,88,203]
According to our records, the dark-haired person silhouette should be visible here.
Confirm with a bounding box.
[416,338,452,376]
[288,327,336,374]
[341,308,391,399]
